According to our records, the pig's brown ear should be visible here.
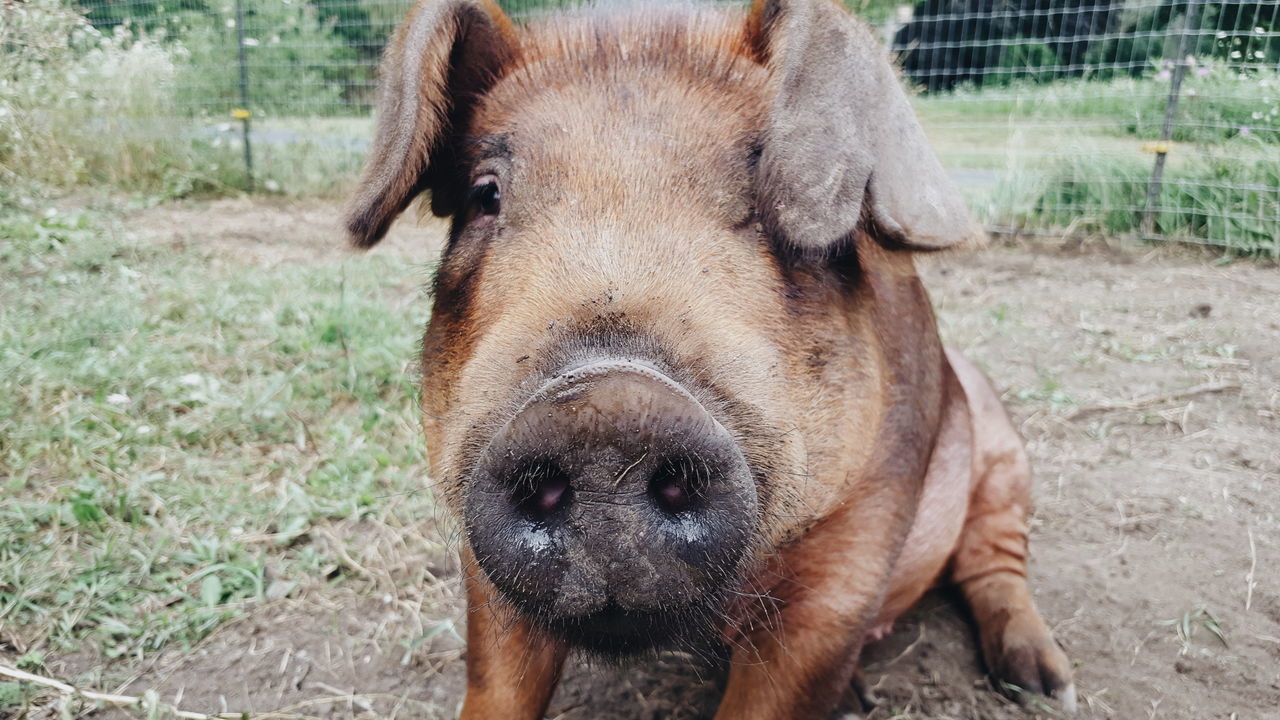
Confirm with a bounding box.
[747,0,979,252]
[345,0,517,248]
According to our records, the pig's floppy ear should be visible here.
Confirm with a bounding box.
[345,0,517,248]
[747,0,979,252]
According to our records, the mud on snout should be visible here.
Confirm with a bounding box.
[463,358,758,655]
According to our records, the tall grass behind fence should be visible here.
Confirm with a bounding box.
[895,0,1279,255]
[2,0,1277,254]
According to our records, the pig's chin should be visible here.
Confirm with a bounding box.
[526,596,723,657]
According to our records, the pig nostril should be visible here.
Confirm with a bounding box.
[649,456,707,515]
[512,459,572,522]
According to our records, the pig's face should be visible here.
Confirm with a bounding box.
[423,18,807,654]
[345,1,976,655]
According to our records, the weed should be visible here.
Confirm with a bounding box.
[1159,607,1230,654]
[1012,374,1077,411]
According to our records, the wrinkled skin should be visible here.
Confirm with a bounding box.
[344,0,1076,718]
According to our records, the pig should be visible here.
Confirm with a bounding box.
[344,0,1076,717]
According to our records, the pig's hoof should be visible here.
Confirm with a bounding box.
[849,668,879,710]
[990,619,1075,712]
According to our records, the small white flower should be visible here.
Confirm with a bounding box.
[179,373,204,387]
[107,393,131,406]
[137,425,153,435]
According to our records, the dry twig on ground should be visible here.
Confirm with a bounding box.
[1064,380,1241,420]
[0,664,238,720]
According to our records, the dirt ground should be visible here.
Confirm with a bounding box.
[49,198,1280,718]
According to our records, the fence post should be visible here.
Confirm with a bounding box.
[233,0,255,192]
[1140,0,1201,238]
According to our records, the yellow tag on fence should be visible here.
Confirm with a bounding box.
[1141,141,1172,154]
[231,108,252,120]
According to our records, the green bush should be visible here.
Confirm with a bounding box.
[312,0,403,58]
[79,0,211,32]
[0,0,239,199]
[993,40,1060,85]
[173,0,360,116]
[1087,1,1280,77]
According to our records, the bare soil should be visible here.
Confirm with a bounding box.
[43,200,1280,718]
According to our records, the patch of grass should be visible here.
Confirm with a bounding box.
[914,70,1279,254]
[0,1,364,206]
[1012,375,1077,411]
[916,69,1280,144]
[1,1,229,201]
[996,150,1280,255]
[241,116,372,197]
[0,682,28,709]
[0,204,433,664]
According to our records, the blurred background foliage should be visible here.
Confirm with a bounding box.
[1,0,1277,253]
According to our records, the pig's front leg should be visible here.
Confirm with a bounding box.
[714,499,910,719]
[459,556,567,720]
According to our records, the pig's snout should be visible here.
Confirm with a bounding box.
[465,360,757,653]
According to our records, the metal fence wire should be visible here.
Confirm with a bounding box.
[74,0,1280,254]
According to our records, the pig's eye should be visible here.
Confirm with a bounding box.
[468,175,501,218]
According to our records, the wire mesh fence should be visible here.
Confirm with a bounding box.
[9,0,1280,253]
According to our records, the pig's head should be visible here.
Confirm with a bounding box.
[345,0,975,655]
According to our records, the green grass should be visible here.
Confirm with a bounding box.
[978,148,1280,255]
[916,71,1280,144]
[240,116,372,197]
[913,72,1280,255]
[0,204,433,668]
